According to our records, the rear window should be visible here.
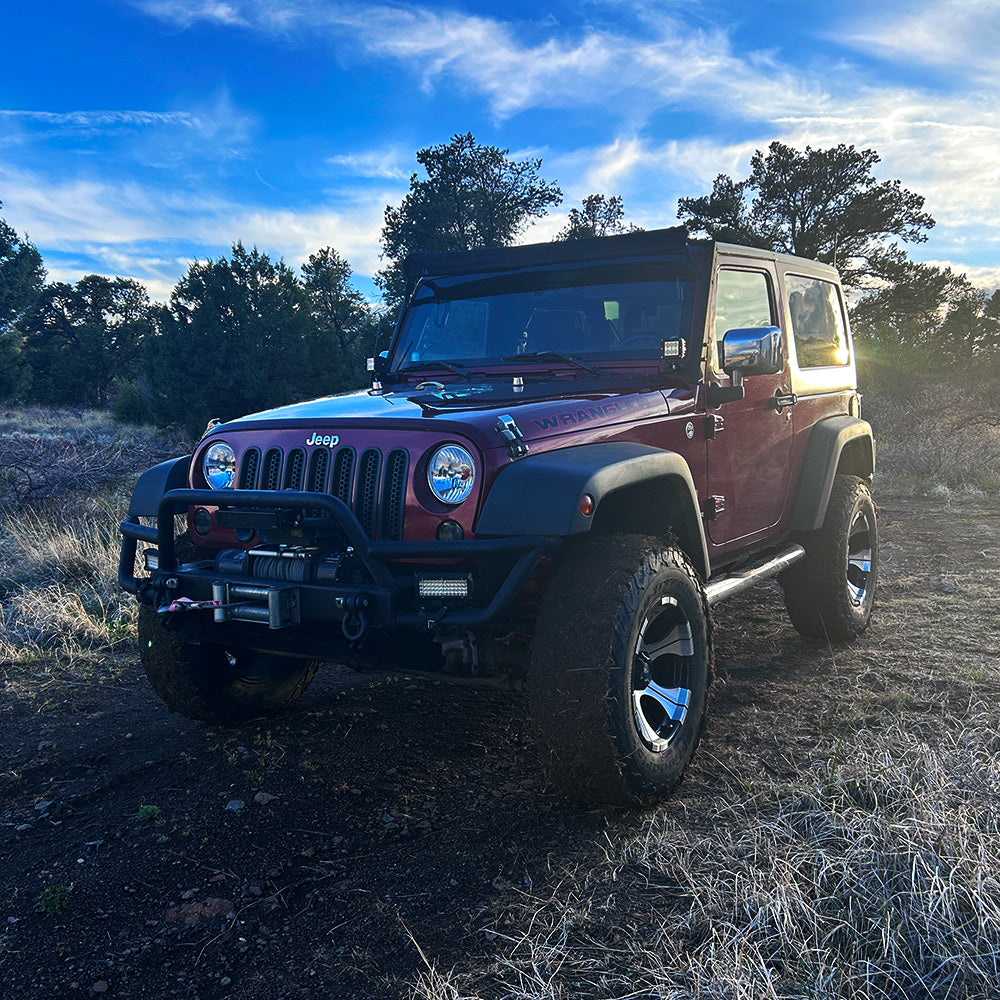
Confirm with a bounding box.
[785,275,850,368]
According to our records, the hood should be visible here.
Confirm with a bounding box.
[218,379,695,450]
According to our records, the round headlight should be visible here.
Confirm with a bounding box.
[427,444,476,505]
[202,441,236,489]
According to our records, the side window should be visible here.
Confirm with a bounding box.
[785,275,850,368]
[714,269,774,363]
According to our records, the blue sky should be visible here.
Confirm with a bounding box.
[2,0,998,300]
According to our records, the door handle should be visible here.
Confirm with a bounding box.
[770,389,798,412]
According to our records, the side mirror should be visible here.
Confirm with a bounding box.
[721,326,783,378]
[709,326,783,407]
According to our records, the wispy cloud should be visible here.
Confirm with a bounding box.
[132,0,247,29]
[0,161,394,298]
[327,147,408,180]
[129,0,823,122]
[0,109,201,128]
[840,0,1000,83]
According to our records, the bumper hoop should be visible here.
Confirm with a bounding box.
[120,488,554,633]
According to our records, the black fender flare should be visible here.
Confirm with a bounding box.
[789,416,874,531]
[128,456,190,517]
[476,442,710,579]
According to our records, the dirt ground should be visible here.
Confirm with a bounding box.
[2,494,999,999]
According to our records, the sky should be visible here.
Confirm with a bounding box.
[2,0,999,302]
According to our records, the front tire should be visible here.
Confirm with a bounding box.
[780,475,878,641]
[529,535,712,807]
[138,605,319,723]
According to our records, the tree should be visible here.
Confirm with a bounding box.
[678,142,934,288]
[0,202,45,399]
[19,275,152,407]
[556,194,642,241]
[146,243,316,437]
[301,247,376,393]
[378,133,562,306]
[850,262,967,356]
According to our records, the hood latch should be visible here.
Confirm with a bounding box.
[495,414,529,459]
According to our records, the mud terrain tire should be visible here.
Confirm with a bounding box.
[529,535,712,807]
[780,475,877,641]
[138,604,319,723]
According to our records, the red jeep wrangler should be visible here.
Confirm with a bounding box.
[121,228,876,805]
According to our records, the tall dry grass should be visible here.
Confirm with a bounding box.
[414,722,1000,1000]
[861,367,1000,495]
[0,407,188,679]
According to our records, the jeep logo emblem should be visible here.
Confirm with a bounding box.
[305,432,340,447]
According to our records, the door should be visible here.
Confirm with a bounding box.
[706,264,795,547]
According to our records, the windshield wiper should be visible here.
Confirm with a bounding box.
[396,359,473,380]
[501,351,604,376]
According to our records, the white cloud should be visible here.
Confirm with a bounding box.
[131,0,247,28]
[129,0,823,122]
[920,260,1000,291]
[327,147,408,180]
[0,109,200,128]
[841,0,1000,83]
[0,162,395,297]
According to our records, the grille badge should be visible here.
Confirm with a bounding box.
[305,433,340,447]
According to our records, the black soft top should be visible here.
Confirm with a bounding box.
[404,226,692,286]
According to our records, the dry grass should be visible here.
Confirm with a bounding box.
[0,497,138,676]
[0,406,187,512]
[862,375,1000,495]
[1,406,997,997]
[0,407,188,684]
[413,721,1000,1000]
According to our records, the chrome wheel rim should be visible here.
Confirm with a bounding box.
[631,596,694,752]
[846,508,874,606]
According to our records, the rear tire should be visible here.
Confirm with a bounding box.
[138,605,319,723]
[780,475,877,641]
[529,535,712,807]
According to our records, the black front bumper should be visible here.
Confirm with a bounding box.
[119,489,551,639]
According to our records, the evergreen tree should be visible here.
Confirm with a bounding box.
[0,202,45,399]
[301,247,376,393]
[19,275,151,407]
[678,142,934,288]
[378,133,561,306]
[145,243,316,437]
[557,194,641,240]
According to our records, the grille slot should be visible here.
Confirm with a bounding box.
[283,448,306,491]
[381,449,408,541]
[356,449,382,539]
[331,448,355,505]
[239,447,260,490]
[307,448,330,493]
[262,448,282,492]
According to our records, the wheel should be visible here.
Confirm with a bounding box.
[780,475,877,641]
[138,604,319,723]
[529,535,712,807]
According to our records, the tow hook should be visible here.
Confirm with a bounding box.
[341,593,369,643]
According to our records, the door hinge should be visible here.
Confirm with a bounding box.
[495,414,529,459]
[703,495,726,520]
[706,414,725,439]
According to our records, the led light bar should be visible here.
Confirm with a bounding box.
[417,574,473,600]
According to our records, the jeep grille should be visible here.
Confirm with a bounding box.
[235,444,409,541]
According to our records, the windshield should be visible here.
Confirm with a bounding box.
[393,261,697,372]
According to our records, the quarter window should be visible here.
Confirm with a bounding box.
[785,275,850,368]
